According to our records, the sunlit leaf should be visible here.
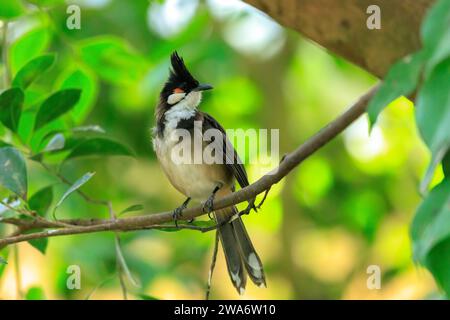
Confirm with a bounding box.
[53,172,95,214]
[0,87,24,132]
[79,36,149,86]
[58,68,98,123]
[411,178,450,296]
[29,186,53,216]
[64,138,134,161]
[72,125,105,134]
[34,89,82,130]
[367,51,424,126]
[119,204,143,215]
[25,286,46,300]
[44,133,65,152]
[12,54,56,89]
[10,27,51,74]
[0,0,25,19]
[190,220,216,228]
[0,147,27,199]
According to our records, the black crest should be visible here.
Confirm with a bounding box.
[161,51,199,95]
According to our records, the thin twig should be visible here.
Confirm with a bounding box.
[205,232,219,300]
[117,262,128,300]
[42,161,139,296]
[84,275,115,300]
[0,84,378,247]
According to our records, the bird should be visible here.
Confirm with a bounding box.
[152,51,266,295]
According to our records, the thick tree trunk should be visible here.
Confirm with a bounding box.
[244,0,434,77]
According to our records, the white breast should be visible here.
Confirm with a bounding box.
[153,125,231,201]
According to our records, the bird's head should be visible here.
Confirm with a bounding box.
[159,51,213,110]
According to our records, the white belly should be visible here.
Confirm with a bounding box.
[153,133,232,201]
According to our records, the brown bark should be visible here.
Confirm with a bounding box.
[244,0,434,77]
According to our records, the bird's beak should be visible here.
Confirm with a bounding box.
[193,83,213,92]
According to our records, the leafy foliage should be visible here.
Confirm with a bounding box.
[34,89,82,130]
[0,147,27,199]
[29,186,53,216]
[64,137,133,161]
[53,172,95,216]
[0,0,448,300]
[25,286,46,300]
[12,54,55,89]
[367,0,450,297]
[0,88,24,132]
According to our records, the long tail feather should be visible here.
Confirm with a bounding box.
[215,206,266,294]
[215,208,247,295]
[232,216,266,288]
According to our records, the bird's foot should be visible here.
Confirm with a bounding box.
[202,194,215,214]
[203,184,222,214]
[172,197,191,227]
[240,203,253,216]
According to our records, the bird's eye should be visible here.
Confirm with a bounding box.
[173,88,184,93]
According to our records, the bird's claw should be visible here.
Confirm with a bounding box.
[202,195,215,214]
[172,206,185,227]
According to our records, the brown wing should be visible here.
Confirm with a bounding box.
[201,112,250,189]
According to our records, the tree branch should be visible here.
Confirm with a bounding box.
[244,0,433,77]
[0,84,379,247]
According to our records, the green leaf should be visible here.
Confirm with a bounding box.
[411,178,450,296]
[27,0,65,6]
[0,255,7,265]
[416,58,450,188]
[10,27,51,75]
[28,236,48,255]
[0,87,24,132]
[44,133,65,152]
[443,151,450,178]
[421,0,450,54]
[79,36,149,86]
[53,172,95,215]
[0,147,27,199]
[34,89,82,130]
[367,51,425,126]
[0,140,11,148]
[138,293,158,300]
[72,125,105,134]
[12,54,56,89]
[28,186,53,216]
[421,0,450,75]
[119,204,143,215]
[25,286,46,300]
[0,0,26,19]
[191,220,217,229]
[58,68,98,123]
[64,138,133,161]
[0,248,9,278]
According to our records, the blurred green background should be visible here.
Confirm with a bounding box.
[0,0,441,299]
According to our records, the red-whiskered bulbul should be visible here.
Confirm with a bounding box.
[152,52,266,294]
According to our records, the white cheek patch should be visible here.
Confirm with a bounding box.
[167,92,186,105]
